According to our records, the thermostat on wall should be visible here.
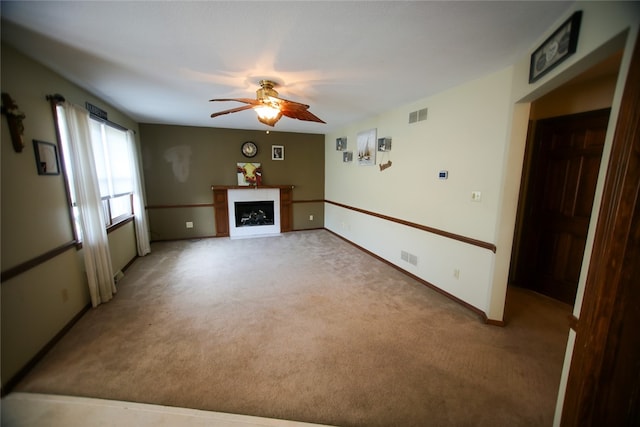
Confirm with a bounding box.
[438,170,449,180]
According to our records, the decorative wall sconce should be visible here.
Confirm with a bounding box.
[1,93,26,152]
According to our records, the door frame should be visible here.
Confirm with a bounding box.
[560,31,640,426]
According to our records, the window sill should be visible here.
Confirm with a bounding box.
[107,215,134,234]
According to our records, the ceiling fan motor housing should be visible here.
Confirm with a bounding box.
[256,80,279,101]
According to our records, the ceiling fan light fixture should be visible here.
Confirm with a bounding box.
[209,79,324,126]
[255,105,282,126]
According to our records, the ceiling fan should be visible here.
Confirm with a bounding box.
[210,80,325,127]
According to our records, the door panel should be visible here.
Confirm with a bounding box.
[515,109,610,305]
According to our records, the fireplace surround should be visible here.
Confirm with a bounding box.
[212,185,293,238]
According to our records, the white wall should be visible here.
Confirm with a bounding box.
[325,66,515,315]
[325,1,639,424]
[325,2,639,327]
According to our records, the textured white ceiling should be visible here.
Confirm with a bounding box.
[1,1,574,134]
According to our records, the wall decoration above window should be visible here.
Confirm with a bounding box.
[336,137,347,151]
[357,128,376,166]
[33,140,60,175]
[529,11,582,83]
[272,145,284,160]
[343,151,353,163]
[237,162,262,186]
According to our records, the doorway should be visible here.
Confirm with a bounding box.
[514,110,609,305]
[509,52,622,306]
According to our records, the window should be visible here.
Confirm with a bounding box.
[57,106,135,240]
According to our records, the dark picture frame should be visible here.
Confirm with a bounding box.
[529,11,582,83]
[271,145,284,160]
[33,140,60,175]
[336,137,347,151]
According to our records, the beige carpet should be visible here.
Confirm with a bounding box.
[15,230,571,426]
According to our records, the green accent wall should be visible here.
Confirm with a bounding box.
[139,124,325,240]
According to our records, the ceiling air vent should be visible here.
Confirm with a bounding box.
[408,107,428,124]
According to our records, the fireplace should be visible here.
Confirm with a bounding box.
[226,188,281,238]
[234,201,275,227]
[212,185,293,238]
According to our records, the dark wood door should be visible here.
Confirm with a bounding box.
[561,33,639,426]
[518,109,609,305]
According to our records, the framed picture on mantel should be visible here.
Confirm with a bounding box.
[237,162,262,186]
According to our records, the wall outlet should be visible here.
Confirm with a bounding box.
[453,268,460,279]
[186,221,194,229]
[471,191,482,202]
[309,214,314,221]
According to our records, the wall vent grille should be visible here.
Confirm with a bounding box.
[408,107,428,124]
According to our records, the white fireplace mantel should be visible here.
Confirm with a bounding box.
[227,188,281,238]
[212,185,294,238]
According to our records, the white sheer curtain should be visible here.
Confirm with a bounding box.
[126,129,151,256]
[60,102,116,307]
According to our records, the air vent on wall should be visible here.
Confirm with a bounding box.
[408,107,428,124]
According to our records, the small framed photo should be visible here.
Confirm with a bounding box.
[336,137,347,151]
[343,151,353,162]
[271,145,284,160]
[378,137,392,152]
[33,140,60,175]
[529,11,582,83]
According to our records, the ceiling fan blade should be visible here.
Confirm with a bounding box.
[275,97,325,123]
[268,95,309,109]
[279,108,325,123]
[210,104,255,118]
[209,97,261,105]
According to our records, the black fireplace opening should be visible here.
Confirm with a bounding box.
[235,201,275,227]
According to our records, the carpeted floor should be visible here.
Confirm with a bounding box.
[14,230,571,427]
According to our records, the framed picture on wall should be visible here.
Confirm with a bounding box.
[272,145,284,160]
[33,140,60,175]
[357,129,376,166]
[336,137,347,151]
[529,11,582,83]
[343,151,353,162]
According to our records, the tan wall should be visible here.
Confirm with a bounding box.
[1,44,139,388]
[108,221,138,274]
[139,124,324,240]
[530,68,618,120]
